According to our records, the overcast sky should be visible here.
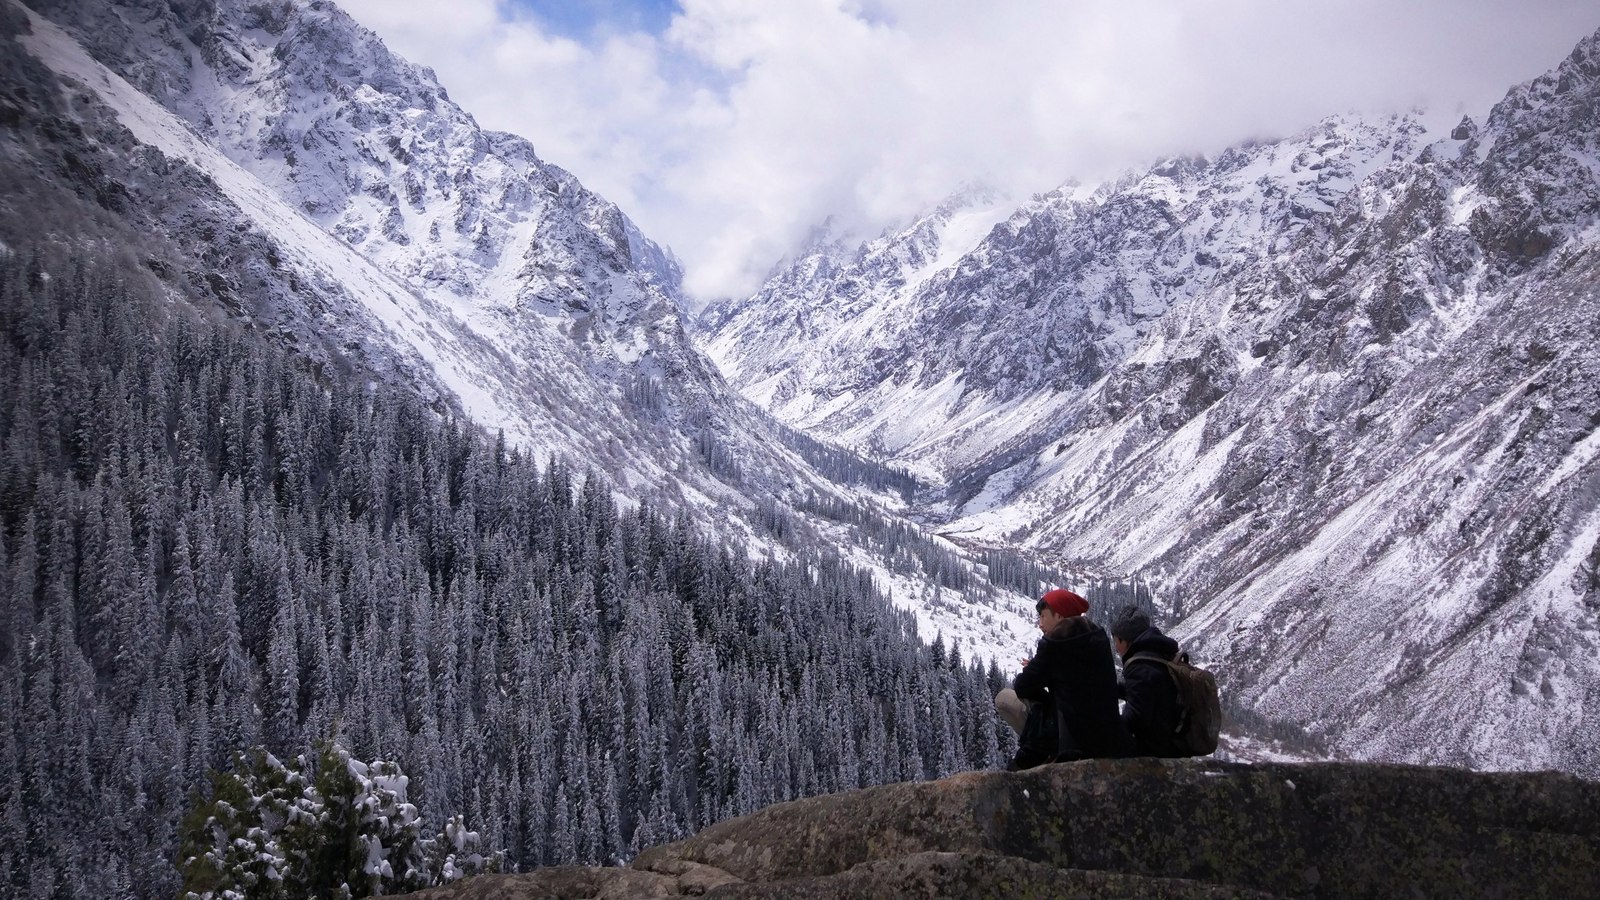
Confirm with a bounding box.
[335,0,1599,302]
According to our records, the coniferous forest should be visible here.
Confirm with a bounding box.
[0,241,1012,898]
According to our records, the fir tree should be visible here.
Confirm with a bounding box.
[0,237,1012,896]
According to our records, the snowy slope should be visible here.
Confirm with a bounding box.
[18,6,539,437]
[706,114,1426,478]
[21,0,711,460]
[701,183,1016,391]
[706,28,1600,773]
[10,0,1042,665]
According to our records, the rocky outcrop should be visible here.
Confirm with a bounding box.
[398,759,1600,899]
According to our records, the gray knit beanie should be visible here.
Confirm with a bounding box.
[1110,605,1151,643]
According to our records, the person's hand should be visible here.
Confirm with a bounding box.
[1019,656,1032,668]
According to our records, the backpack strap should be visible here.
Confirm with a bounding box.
[1124,652,1189,736]
[1126,652,1175,670]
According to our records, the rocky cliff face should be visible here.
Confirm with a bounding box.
[396,759,1600,899]
[704,115,1424,471]
[24,0,714,443]
[699,183,1015,443]
[703,29,1600,774]
[9,0,804,510]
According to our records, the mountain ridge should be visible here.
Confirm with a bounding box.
[702,25,1600,775]
[8,0,1061,665]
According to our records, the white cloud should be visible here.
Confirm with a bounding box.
[335,0,1600,302]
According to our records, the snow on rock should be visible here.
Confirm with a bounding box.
[706,27,1600,775]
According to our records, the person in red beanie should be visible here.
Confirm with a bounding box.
[994,588,1130,769]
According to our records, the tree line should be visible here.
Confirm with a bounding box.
[0,244,1012,898]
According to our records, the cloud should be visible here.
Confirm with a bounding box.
[335,0,1600,302]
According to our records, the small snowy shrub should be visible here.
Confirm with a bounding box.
[179,741,502,898]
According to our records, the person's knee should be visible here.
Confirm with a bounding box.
[995,688,1021,714]
[995,688,1028,734]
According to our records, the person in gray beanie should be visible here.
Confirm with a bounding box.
[1112,605,1186,757]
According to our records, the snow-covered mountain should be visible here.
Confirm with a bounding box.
[701,183,1014,397]
[4,0,1046,661]
[23,0,708,457]
[16,0,1600,776]
[705,114,1429,476]
[704,30,1600,774]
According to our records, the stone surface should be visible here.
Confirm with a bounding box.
[395,759,1600,899]
[401,866,678,899]
[699,852,1281,899]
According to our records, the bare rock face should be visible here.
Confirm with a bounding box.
[398,759,1600,899]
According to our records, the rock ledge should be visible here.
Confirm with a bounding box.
[400,759,1600,899]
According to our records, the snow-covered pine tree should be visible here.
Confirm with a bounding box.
[178,740,500,899]
[0,225,1010,895]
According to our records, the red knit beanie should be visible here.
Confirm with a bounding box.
[1040,588,1089,618]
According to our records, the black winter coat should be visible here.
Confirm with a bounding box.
[1119,627,1186,758]
[1013,617,1129,762]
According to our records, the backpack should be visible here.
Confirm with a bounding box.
[1128,652,1220,756]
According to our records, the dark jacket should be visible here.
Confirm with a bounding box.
[1013,617,1130,763]
[1008,698,1058,771]
[1119,626,1186,758]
